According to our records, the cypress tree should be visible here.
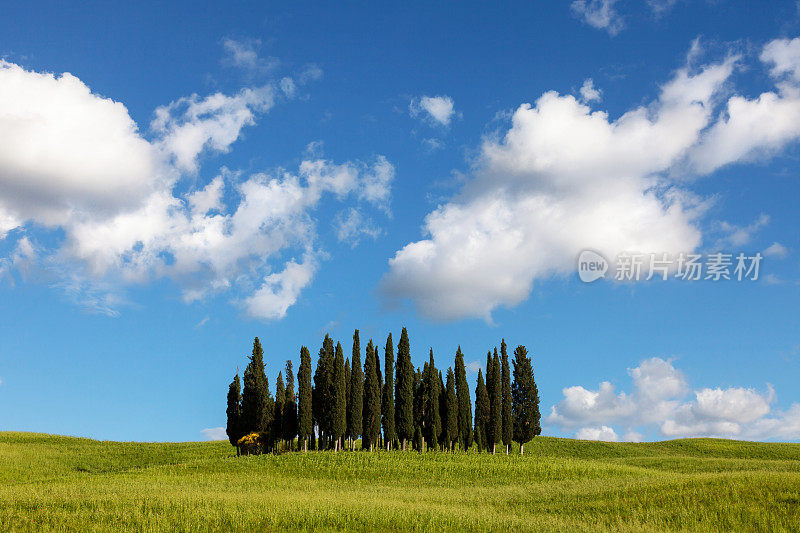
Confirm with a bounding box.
[362,340,382,450]
[298,346,312,452]
[511,345,541,455]
[274,371,285,451]
[395,327,414,451]
[454,347,473,451]
[313,335,334,448]
[241,337,269,436]
[425,349,441,451]
[375,348,383,449]
[500,340,513,454]
[349,330,364,451]
[444,368,458,451]
[382,333,396,451]
[413,368,424,452]
[474,369,489,452]
[263,375,274,452]
[226,373,242,450]
[283,360,298,450]
[332,341,347,451]
[345,357,351,448]
[489,349,502,454]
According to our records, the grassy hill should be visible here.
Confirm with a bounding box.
[1,432,799,531]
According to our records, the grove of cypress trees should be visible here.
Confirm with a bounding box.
[226,373,242,451]
[298,346,312,452]
[454,347,473,451]
[283,360,298,450]
[395,327,414,451]
[424,349,441,451]
[382,333,396,451]
[349,330,364,451]
[511,345,541,455]
[363,340,381,450]
[332,342,347,451]
[474,369,489,452]
[241,337,269,435]
[500,340,513,455]
[489,349,502,454]
[444,368,458,451]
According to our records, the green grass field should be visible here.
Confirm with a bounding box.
[1,432,799,532]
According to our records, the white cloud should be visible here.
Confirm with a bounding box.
[579,78,602,103]
[466,361,483,374]
[200,427,227,441]
[334,208,382,247]
[764,242,789,258]
[222,38,276,75]
[384,55,735,321]
[410,95,457,127]
[712,214,769,249]
[571,0,624,36]
[549,357,800,441]
[576,425,619,441]
[0,59,393,320]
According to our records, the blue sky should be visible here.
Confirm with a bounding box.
[0,0,799,443]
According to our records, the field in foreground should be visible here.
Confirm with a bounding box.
[1,433,799,532]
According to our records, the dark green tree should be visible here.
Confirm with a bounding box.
[444,368,458,451]
[375,348,383,449]
[425,349,441,451]
[262,375,274,452]
[283,360,298,449]
[413,368,424,452]
[474,369,489,452]
[454,347,473,451]
[348,330,363,451]
[500,340,513,454]
[362,340,381,450]
[226,373,243,451]
[488,349,502,454]
[274,371,285,451]
[298,346,313,452]
[382,333,396,450]
[511,345,541,455]
[332,341,347,451]
[241,337,269,436]
[395,327,414,451]
[313,335,335,448]
[344,357,351,448]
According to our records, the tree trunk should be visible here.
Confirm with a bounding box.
[492,443,496,455]
[304,438,307,453]
[520,443,524,455]
[402,439,406,451]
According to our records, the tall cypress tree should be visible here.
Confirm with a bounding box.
[313,335,335,448]
[362,340,381,450]
[263,374,274,451]
[332,341,347,451]
[375,348,383,449]
[444,368,458,451]
[474,369,489,452]
[425,349,441,451]
[500,340,513,455]
[413,368,424,452]
[511,345,541,455]
[241,337,269,435]
[488,349,502,454]
[226,373,242,450]
[274,371,285,450]
[344,357,352,447]
[283,360,298,449]
[298,346,312,452]
[395,327,414,451]
[454,346,473,451]
[349,330,364,451]
[382,333,396,451]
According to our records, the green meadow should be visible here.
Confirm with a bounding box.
[1,432,799,532]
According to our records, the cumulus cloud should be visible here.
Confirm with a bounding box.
[200,427,227,441]
[763,242,789,258]
[384,38,800,322]
[579,78,602,103]
[222,38,277,75]
[571,0,624,36]
[0,59,393,320]
[549,357,800,441]
[334,208,382,247]
[410,95,457,127]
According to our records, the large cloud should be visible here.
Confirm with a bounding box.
[383,38,800,321]
[0,59,393,319]
[549,357,800,441]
